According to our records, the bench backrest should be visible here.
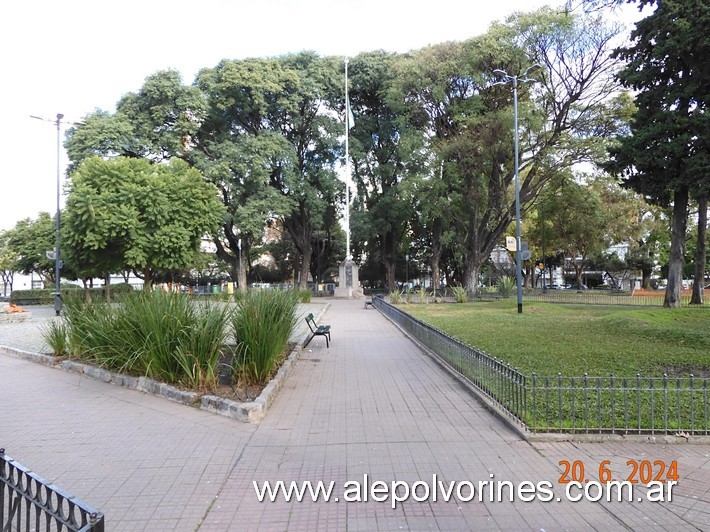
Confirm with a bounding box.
[305,313,317,333]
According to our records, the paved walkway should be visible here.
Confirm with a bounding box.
[1,299,709,530]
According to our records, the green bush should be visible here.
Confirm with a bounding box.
[12,284,136,306]
[418,286,429,304]
[299,289,312,303]
[10,289,54,305]
[450,286,468,303]
[497,276,516,297]
[389,290,403,304]
[231,289,299,383]
[41,320,69,356]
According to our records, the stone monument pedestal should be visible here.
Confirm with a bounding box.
[334,259,363,298]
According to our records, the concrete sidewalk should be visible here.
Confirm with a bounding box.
[1,299,709,530]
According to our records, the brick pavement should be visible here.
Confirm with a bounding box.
[1,299,709,530]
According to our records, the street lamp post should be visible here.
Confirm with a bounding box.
[492,67,538,314]
[31,113,64,315]
[53,113,63,315]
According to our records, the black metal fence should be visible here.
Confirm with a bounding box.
[373,298,710,436]
[1,449,104,532]
[529,373,709,435]
[523,289,709,307]
[372,297,528,425]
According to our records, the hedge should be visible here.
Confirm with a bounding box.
[10,284,135,305]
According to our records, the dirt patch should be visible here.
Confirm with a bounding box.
[211,381,267,402]
[660,364,710,378]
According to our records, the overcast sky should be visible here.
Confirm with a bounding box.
[0,0,642,231]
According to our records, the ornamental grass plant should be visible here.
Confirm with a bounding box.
[497,276,516,297]
[63,291,231,390]
[231,289,300,384]
[450,286,468,303]
[41,320,69,356]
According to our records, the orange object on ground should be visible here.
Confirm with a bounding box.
[4,304,27,313]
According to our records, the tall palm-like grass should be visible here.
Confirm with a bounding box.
[299,289,312,303]
[62,291,231,389]
[41,320,69,356]
[497,276,516,297]
[231,289,299,383]
[450,286,468,303]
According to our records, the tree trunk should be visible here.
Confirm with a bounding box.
[575,265,583,290]
[463,262,481,297]
[104,273,112,303]
[641,263,653,289]
[299,245,312,290]
[430,218,443,292]
[383,230,398,292]
[82,278,92,304]
[238,254,248,293]
[664,187,689,308]
[691,193,707,305]
[237,240,249,293]
[143,267,153,291]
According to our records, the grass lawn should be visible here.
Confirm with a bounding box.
[401,299,710,377]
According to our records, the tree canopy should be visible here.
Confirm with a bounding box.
[63,156,224,290]
[46,5,706,297]
[605,0,709,306]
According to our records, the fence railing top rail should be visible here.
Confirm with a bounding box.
[1,448,105,531]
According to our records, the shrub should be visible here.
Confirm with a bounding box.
[41,320,68,356]
[215,291,233,302]
[299,289,312,303]
[497,276,516,297]
[389,290,403,304]
[418,286,429,304]
[63,291,231,390]
[231,289,299,384]
[450,286,468,303]
[10,289,53,305]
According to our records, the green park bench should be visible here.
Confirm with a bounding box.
[305,313,331,348]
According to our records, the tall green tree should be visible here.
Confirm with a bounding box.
[392,9,623,294]
[64,156,224,294]
[348,51,421,291]
[605,0,710,307]
[690,195,708,303]
[4,213,57,287]
[65,70,205,170]
[192,53,342,290]
[0,230,19,296]
[537,175,610,288]
[191,55,294,290]
[270,52,342,289]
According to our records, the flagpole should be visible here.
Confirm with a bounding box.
[344,58,352,261]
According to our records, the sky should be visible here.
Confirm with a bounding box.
[0,0,643,231]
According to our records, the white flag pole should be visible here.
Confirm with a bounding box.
[344,58,352,261]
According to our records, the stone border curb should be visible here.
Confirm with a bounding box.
[0,302,330,425]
